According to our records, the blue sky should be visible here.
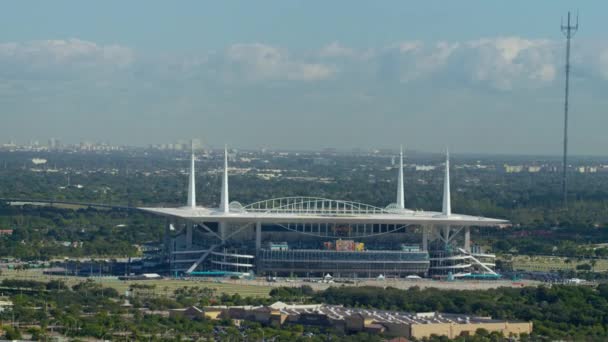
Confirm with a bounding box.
[1,1,607,154]
[1,1,601,49]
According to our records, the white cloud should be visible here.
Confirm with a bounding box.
[0,38,134,68]
[468,37,538,61]
[396,41,422,53]
[210,38,569,89]
[319,42,355,58]
[2,37,608,154]
[0,36,605,90]
[466,37,556,89]
[287,63,334,81]
[365,37,559,89]
[418,41,459,73]
[376,40,458,83]
[223,43,334,82]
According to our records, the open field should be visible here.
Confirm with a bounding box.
[0,268,540,298]
[508,255,608,272]
[0,269,273,297]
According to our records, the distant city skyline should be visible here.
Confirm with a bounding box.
[1,1,607,155]
[6,137,608,160]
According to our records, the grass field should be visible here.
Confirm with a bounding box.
[508,255,608,272]
[0,266,544,299]
[0,269,272,298]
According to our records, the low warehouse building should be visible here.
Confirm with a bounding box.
[193,302,532,339]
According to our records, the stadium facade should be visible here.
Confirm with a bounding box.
[142,146,508,279]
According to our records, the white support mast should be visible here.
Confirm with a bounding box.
[220,145,229,213]
[187,141,196,208]
[442,148,451,216]
[396,145,405,209]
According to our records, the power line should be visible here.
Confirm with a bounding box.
[560,11,578,208]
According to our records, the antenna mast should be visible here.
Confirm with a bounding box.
[560,11,578,207]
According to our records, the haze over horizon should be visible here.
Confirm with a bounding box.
[1,1,607,155]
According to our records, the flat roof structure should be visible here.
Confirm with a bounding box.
[199,302,533,339]
[141,146,507,228]
[276,304,519,326]
[141,205,507,227]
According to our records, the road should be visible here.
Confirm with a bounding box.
[0,197,134,210]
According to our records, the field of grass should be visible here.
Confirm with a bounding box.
[0,269,272,298]
[508,255,608,272]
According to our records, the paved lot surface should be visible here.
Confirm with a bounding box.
[0,269,272,297]
[0,269,539,298]
[509,255,608,272]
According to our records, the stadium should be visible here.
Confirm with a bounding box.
[142,147,508,279]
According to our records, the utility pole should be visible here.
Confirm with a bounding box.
[560,11,578,207]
